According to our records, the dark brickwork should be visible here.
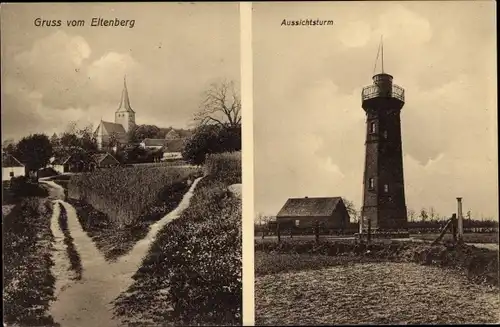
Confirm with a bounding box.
[361,74,407,232]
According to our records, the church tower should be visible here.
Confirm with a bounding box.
[115,76,136,133]
[360,39,407,233]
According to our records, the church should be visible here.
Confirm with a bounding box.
[94,76,136,150]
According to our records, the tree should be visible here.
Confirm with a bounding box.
[420,208,428,222]
[2,139,17,155]
[50,133,60,148]
[77,124,98,152]
[194,80,241,129]
[183,124,235,165]
[60,133,80,148]
[344,199,360,223]
[16,134,53,177]
[129,124,161,143]
[429,207,436,221]
[407,208,416,222]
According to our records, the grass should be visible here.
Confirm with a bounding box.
[2,197,58,326]
[113,151,242,326]
[255,262,499,325]
[68,166,202,227]
[255,239,500,325]
[58,203,83,279]
[412,232,499,244]
[255,239,499,286]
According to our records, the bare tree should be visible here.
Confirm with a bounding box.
[407,208,416,222]
[344,199,359,223]
[194,80,241,128]
[420,208,428,222]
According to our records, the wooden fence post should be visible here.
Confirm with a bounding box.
[451,213,457,243]
[315,221,320,244]
[277,222,281,243]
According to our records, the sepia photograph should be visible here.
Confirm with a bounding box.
[253,1,497,325]
[2,3,241,327]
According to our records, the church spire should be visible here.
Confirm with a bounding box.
[117,75,135,113]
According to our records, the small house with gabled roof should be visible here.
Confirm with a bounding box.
[2,153,25,181]
[91,153,120,169]
[276,196,350,230]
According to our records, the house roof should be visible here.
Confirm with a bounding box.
[96,121,127,136]
[165,129,181,139]
[52,156,71,165]
[276,197,343,217]
[91,153,119,164]
[142,138,167,147]
[2,154,24,167]
[164,139,184,152]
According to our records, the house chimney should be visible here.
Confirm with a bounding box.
[456,197,463,241]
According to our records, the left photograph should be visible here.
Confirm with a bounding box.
[1,3,242,327]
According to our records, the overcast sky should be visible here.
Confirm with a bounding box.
[1,3,239,141]
[253,1,497,220]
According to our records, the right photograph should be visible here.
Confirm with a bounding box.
[253,1,498,326]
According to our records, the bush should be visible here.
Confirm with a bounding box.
[205,151,241,185]
[10,176,49,198]
[3,198,57,326]
[68,166,201,227]
[183,125,241,165]
[114,173,242,326]
[37,167,59,178]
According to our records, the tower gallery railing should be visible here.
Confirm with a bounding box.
[361,84,405,102]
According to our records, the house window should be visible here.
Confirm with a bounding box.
[9,171,14,177]
[384,184,389,193]
[370,122,376,134]
[295,220,300,226]
[368,178,374,190]
[383,130,388,139]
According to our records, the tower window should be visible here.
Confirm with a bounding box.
[368,178,375,190]
[370,122,376,133]
[384,184,389,193]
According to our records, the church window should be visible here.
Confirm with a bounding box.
[368,178,374,190]
[370,122,376,134]
[384,184,389,193]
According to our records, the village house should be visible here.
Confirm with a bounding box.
[2,153,25,181]
[91,153,120,169]
[276,196,350,230]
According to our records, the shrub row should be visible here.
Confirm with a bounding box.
[114,152,242,326]
[256,240,499,286]
[68,166,201,227]
[205,151,242,185]
[3,198,58,326]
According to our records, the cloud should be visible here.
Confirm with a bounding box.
[254,2,497,219]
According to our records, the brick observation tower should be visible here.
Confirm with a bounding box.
[360,39,408,233]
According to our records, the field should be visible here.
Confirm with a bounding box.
[256,261,499,325]
[255,239,499,325]
[113,151,242,326]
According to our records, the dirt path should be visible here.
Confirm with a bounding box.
[44,177,203,327]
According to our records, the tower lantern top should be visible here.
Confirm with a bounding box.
[362,38,405,105]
